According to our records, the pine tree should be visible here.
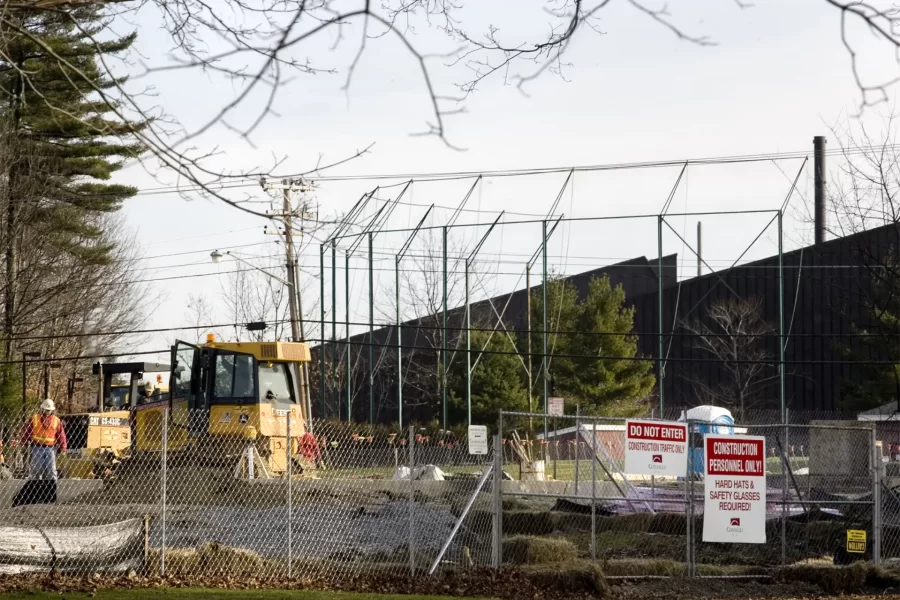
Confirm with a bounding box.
[529,275,655,416]
[449,329,528,426]
[837,253,900,412]
[0,7,145,413]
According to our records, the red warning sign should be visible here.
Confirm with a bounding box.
[702,434,766,544]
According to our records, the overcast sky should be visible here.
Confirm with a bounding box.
[111,0,897,363]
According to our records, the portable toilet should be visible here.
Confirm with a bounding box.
[678,405,735,476]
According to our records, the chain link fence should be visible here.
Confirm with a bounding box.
[0,412,496,579]
[495,411,884,577]
[0,408,892,580]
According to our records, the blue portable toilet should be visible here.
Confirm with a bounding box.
[677,405,735,476]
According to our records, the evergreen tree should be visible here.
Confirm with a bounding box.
[449,329,529,426]
[837,253,900,412]
[0,8,145,414]
[529,275,655,416]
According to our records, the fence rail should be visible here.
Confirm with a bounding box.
[0,410,892,579]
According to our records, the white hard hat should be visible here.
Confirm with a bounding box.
[40,399,55,412]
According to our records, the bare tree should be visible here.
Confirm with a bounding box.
[0,0,892,224]
[823,117,900,411]
[680,297,775,419]
[10,211,156,414]
[220,264,290,342]
[184,293,216,344]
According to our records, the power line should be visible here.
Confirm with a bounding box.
[315,335,899,366]
[10,318,299,342]
[0,349,171,366]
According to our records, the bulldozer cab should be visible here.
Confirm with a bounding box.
[169,338,310,438]
[92,361,170,411]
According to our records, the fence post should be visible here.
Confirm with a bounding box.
[782,421,789,567]
[873,427,882,564]
[684,418,692,578]
[574,405,580,496]
[409,425,415,576]
[161,407,167,577]
[287,407,292,578]
[590,417,597,561]
[492,433,502,569]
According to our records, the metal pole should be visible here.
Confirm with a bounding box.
[430,463,494,575]
[781,420,788,567]
[345,252,351,422]
[778,211,786,423]
[657,215,665,416]
[331,242,337,416]
[320,246,326,418]
[408,425,416,575]
[872,427,882,564]
[813,135,827,245]
[465,259,471,426]
[697,221,702,278]
[161,407,167,577]
[396,257,403,429]
[492,432,503,569]
[591,416,597,561]
[442,226,448,430]
[286,405,292,577]
[575,405,580,492]
[526,264,533,431]
[541,220,549,439]
[685,420,692,577]
[368,232,374,425]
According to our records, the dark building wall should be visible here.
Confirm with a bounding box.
[631,223,898,414]
[312,223,898,422]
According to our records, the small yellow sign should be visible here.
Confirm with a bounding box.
[847,529,867,554]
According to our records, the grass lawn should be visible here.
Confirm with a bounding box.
[0,590,493,600]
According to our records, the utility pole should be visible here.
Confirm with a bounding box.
[281,179,301,343]
[262,177,316,428]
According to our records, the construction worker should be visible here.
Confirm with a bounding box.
[20,399,67,481]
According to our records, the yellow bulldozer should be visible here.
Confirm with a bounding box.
[57,334,313,480]
[56,362,169,479]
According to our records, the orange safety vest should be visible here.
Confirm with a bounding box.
[32,414,60,447]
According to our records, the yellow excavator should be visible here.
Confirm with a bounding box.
[132,335,312,477]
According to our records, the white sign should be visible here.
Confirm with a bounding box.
[623,419,688,476]
[702,434,767,544]
[548,397,564,417]
[468,425,488,455]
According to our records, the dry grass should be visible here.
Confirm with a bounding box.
[518,563,610,597]
[503,536,578,565]
[148,543,269,577]
[774,562,900,594]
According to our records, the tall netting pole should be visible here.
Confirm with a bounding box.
[442,225,449,430]
[778,210,786,422]
[657,215,665,416]
[331,241,338,418]
[320,245,326,418]
[345,251,351,422]
[396,255,403,429]
[368,232,375,425]
[465,259,471,426]
[541,220,549,439]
